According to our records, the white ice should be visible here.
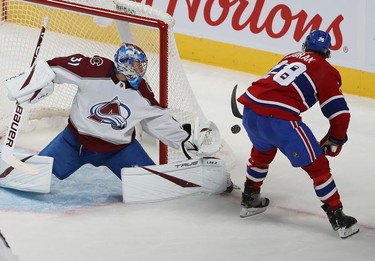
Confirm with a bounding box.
[1,60,375,261]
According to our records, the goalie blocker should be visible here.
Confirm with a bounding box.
[122,157,230,203]
[4,60,55,105]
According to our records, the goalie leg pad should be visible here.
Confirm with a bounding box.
[121,157,229,203]
[0,152,53,193]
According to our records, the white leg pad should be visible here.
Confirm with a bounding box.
[0,153,53,193]
[121,157,229,203]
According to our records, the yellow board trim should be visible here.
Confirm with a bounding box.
[176,34,375,99]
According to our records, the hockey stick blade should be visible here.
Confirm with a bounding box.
[0,153,53,192]
[231,84,243,119]
[1,155,39,174]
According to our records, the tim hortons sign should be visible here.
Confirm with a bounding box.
[136,0,344,50]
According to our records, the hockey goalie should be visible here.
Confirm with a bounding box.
[0,43,233,202]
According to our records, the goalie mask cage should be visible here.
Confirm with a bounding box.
[0,0,207,164]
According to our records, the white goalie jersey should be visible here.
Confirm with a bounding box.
[47,54,188,152]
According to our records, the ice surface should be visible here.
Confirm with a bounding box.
[1,60,374,261]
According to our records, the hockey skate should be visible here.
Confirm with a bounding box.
[240,189,269,218]
[321,204,359,239]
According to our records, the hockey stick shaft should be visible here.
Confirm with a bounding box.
[30,18,48,66]
[1,17,49,174]
[231,84,243,119]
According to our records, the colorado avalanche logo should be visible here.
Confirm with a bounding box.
[88,97,130,130]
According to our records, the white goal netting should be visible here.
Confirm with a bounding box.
[0,0,234,165]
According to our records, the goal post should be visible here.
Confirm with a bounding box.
[1,0,212,164]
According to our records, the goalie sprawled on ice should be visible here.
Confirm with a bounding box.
[0,43,233,201]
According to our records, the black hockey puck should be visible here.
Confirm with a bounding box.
[231,124,241,134]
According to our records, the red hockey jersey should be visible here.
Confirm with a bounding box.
[238,51,350,140]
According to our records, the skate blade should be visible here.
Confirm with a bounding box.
[338,224,360,239]
[240,206,267,218]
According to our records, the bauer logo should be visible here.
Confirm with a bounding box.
[5,105,23,147]
[88,96,131,130]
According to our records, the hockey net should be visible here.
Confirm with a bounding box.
[0,0,218,164]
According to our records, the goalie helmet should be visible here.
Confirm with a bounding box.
[303,29,331,58]
[114,43,148,89]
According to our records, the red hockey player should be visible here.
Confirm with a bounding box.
[237,30,358,238]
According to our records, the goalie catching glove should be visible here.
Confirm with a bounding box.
[4,60,55,104]
[182,118,222,159]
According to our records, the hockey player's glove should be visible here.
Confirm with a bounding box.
[320,134,348,157]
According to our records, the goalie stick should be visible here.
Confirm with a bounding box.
[1,17,49,174]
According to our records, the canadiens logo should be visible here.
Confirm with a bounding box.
[88,96,130,130]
